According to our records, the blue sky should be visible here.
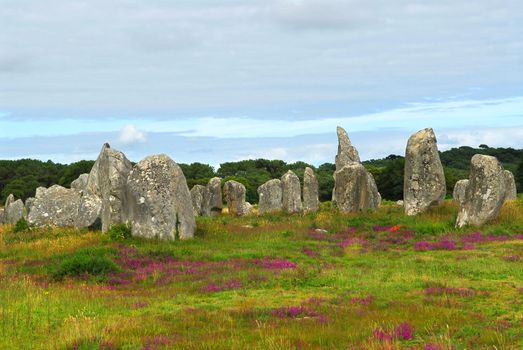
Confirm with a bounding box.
[1,1,522,167]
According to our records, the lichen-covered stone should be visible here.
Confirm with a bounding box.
[125,154,195,240]
[404,128,446,216]
[334,163,381,212]
[223,180,251,216]
[303,167,319,213]
[503,170,517,200]
[27,185,81,227]
[332,127,381,212]
[453,179,469,205]
[281,170,302,214]
[206,177,223,215]
[456,155,507,227]
[71,173,89,191]
[25,197,35,217]
[191,185,211,216]
[257,179,282,214]
[4,194,24,225]
[81,143,132,232]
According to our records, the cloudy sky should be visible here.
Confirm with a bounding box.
[1,0,522,167]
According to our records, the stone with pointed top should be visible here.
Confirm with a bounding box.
[4,194,24,225]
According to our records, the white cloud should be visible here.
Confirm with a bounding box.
[118,124,146,145]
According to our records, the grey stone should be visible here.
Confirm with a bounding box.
[334,163,381,212]
[503,170,517,200]
[223,180,251,216]
[332,127,381,212]
[453,180,469,205]
[75,194,102,230]
[4,194,24,225]
[25,197,35,217]
[81,143,132,232]
[456,155,507,227]
[0,208,4,224]
[125,154,196,240]
[281,170,302,213]
[303,167,319,213]
[257,179,282,214]
[207,177,223,215]
[27,185,82,227]
[71,173,89,191]
[404,128,446,216]
[191,185,211,216]
[396,200,404,206]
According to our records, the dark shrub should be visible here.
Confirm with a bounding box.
[51,248,120,281]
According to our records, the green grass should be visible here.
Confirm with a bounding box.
[0,200,522,349]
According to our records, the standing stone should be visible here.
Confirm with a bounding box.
[80,143,132,232]
[190,185,211,216]
[207,177,223,215]
[303,167,319,213]
[0,208,4,224]
[25,197,35,217]
[257,179,283,214]
[332,126,381,212]
[456,155,507,227]
[403,128,446,216]
[125,154,195,240]
[334,163,381,212]
[453,180,469,205]
[71,174,89,191]
[503,170,517,200]
[223,180,252,216]
[27,185,81,227]
[4,194,24,224]
[281,170,302,213]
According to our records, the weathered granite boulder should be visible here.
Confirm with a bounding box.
[456,155,507,227]
[334,163,381,212]
[303,167,319,213]
[125,154,195,240]
[207,177,223,215]
[71,173,89,191]
[27,185,81,227]
[191,185,211,216]
[403,128,446,216]
[0,208,4,224]
[75,194,102,230]
[281,170,302,213]
[332,126,381,212]
[257,179,283,214]
[81,143,132,232]
[223,180,251,216]
[503,170,517,200]
[25,197,35,217]
[4,194,24,225]
[453,179,469,205]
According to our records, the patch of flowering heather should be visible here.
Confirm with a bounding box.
[462,243,475,250]
[394,322,414,340]
[372,328,393,342]
[254,257,297,270]
[373,322,414,342]
[349,295,374,305]
[514,234,523,240]
[414,238,456,251]
[339,237,367,249]
[202,279,242,293]
[372,225,393,232]
[272,306,317,319]
[424,287,475,297]
[424,344,443,350]
[302,247,320,258]
[141,335,175,349]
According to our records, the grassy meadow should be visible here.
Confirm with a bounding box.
[1,200,522,349]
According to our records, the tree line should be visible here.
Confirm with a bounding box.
[1,145,522,204]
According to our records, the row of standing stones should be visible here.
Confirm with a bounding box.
[0,127,518,240]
